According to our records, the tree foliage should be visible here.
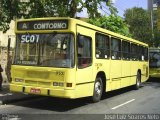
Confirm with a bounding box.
[0,0,116,33]
[0,0,14,32]
[153,29,160,47]
[88,15,132,37]
[124,7,152,45]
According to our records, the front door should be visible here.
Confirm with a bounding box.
[75,25,93,97]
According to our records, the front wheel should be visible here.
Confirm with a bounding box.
[134,72,141,90]
[92,77,103,102]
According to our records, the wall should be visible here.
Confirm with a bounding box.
[0,20,15,83]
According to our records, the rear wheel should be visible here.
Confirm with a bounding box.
[92,77,103,102]
[134,72,141,90]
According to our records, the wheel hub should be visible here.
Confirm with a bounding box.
[95,82,101,95]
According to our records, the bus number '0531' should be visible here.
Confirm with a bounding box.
[21,35,39,43]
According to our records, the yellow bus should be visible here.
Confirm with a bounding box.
[10,17,149,102]
[149,47,160,78]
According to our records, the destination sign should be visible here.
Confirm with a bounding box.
[17,20,68,30]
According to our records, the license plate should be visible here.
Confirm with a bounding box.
[30,88,41,94]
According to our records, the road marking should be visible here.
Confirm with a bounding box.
[0,93,13,97]
[111,99,135,110]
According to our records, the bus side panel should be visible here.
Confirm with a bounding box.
[94,59,111,92]
[121,60,131,88]
[75,66,94,98]
[140,62,149,82]
[130,61,138,85]
[75,82,94,98]
[103,60,111,92]
[110,60,121,90]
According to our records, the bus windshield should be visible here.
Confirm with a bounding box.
[14,33,74,68]
[149,51,160,68]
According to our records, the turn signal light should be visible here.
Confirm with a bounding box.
[66,83,72,87]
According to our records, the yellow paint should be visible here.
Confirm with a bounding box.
[10,17,149,99]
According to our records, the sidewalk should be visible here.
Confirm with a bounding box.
[0,84,37,105]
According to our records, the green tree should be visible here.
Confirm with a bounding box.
[88,15,132,37]
[0,0,116,33]
[124,7,152,45]
[153,29,160,47]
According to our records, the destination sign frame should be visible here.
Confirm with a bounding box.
[17,20,68,30]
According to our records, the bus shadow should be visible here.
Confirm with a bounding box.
[144,77,160,88]
[11,96,93,112]
[11,86,138,112]
[147,77,160,83]
[101,86,136,100]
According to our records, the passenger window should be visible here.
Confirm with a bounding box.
[111,37,121,60]
[139,46,148,61]
[144,47,148,61]
[96,33,110,59]
[77,35,92,68]
[131,43,139,61]
[122,41,130,60]
[139,46,144,61]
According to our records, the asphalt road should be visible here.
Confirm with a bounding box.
[0,78,160,120]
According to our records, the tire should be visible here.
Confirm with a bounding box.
[134,72,141,90]
[92,77,103,102]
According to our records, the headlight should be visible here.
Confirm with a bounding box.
[53,82,64,87]
[15,78,24,82]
